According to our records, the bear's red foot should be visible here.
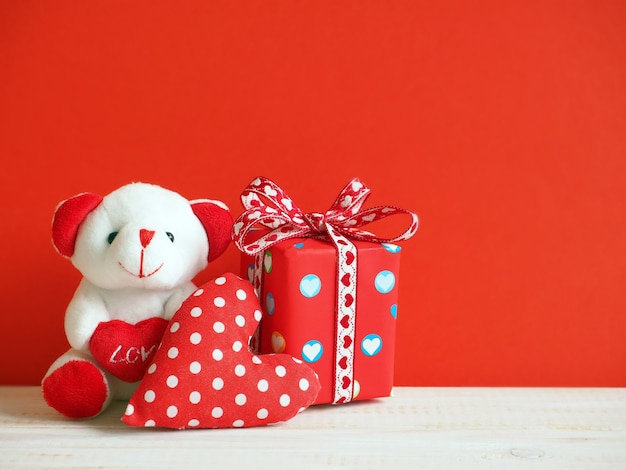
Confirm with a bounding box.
[42,360,109,419]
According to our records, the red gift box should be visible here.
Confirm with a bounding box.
[241,238,402,404]
[233,177,418,404]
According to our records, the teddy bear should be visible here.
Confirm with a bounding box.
[42,182,233,419]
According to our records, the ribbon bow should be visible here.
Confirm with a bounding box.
[233,176,418,404]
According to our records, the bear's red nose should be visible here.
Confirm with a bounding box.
[139,229,155,248]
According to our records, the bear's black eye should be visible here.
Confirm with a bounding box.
[107,232,118,244]
[166,232,175,243]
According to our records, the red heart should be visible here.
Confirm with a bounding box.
[344,294,354,308]
[341,273,351,286]
[89,318,168,383]
[342,376,351,389]
[343,335,352,349]
[338,356,348,370]
[345,251,355,265]
[123,274,321,429]
[266,234,278,242]
[340,314,350,328]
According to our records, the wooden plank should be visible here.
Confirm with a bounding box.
[1,387,625,469]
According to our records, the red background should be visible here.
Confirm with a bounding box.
[1,1,625,386]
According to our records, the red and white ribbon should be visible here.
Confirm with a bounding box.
[233,176,418,404]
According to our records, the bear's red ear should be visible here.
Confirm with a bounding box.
[191,199,233,262]
[52,193,103,258]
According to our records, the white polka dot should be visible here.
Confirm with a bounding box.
[147,363,157,374]
[189,361,202,374]
[190,307,203,317]
[193,288,204,296]
[279,394,291,407]
[254,310,263,322]
[235,364,246,377]
[188,419,200,427]
[190,332,202,345]
[275,365,286,377]
[292,357,303,364]
[144,390,156,403]
[232,340,243,352]
[167,347,179,359]
[166,375,179,388]
[257,408,269,419]
[170,322,180,333]
[214,297,226,307]
[145,420,156,427]
[257,379,269,392]
[299,378,310,391]
[212,349,223,361]
[189,391,201,404]
[233,419,244,428]
[213,321,225,333]
[235,393,247,406]
[235,315,245,327]
[124,404,134,416]
[215,277,226,285]
[236,289,247,300]
[298,407,306,414]
[252,356,262,365]
[167,405,178,418]
[212,407,223,418]
[212,377,224,390]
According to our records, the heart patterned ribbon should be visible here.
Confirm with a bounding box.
[233,176,418,404]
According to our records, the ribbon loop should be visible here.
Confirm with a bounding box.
[233,176,418,255]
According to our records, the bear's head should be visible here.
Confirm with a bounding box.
[51,183,232,290]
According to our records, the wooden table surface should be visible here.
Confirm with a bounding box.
[1,386,625,469]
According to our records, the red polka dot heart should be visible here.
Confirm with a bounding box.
[122,273,321,429]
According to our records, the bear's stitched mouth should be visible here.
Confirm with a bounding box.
[118,261,164,279]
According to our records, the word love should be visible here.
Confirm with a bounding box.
[109,344,157,365]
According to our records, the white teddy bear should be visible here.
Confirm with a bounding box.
[42,183,232,418]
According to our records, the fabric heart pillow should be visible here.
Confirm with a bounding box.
[122,273,321,429]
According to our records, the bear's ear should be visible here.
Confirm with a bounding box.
[191,199,233,263]
[52,193,103,258]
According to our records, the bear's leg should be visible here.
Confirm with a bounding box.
[42,350,111,419]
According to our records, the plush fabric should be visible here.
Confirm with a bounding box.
[122,273,320,429]
[42,183,233,419]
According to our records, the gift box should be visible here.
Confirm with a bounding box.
[233,177,418,404]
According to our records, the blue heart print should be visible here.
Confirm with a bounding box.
[265,292,275,315]
[361,334,383,357]
[374,270,395,294]
[381,243,401,253]
[294,242,305,249]
[301,340,323,363]
[390,304,398,319]
[300,274,322,298]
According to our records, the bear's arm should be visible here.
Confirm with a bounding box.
[64,280,110,353]
[162,282,198,320]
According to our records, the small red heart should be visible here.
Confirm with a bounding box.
[338,356,348,370]
[345,251,355,265]
[280,227,291,233]
[344,294,354,308]
[266,234,278,242]
[123,274,321,429]
[249,200,261,207]
[340,315,350,328]
[343,335,352,349]
[342,376,351,389]
[89,318,168,383]
[341,273,350,286]
[336,239,348,246]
